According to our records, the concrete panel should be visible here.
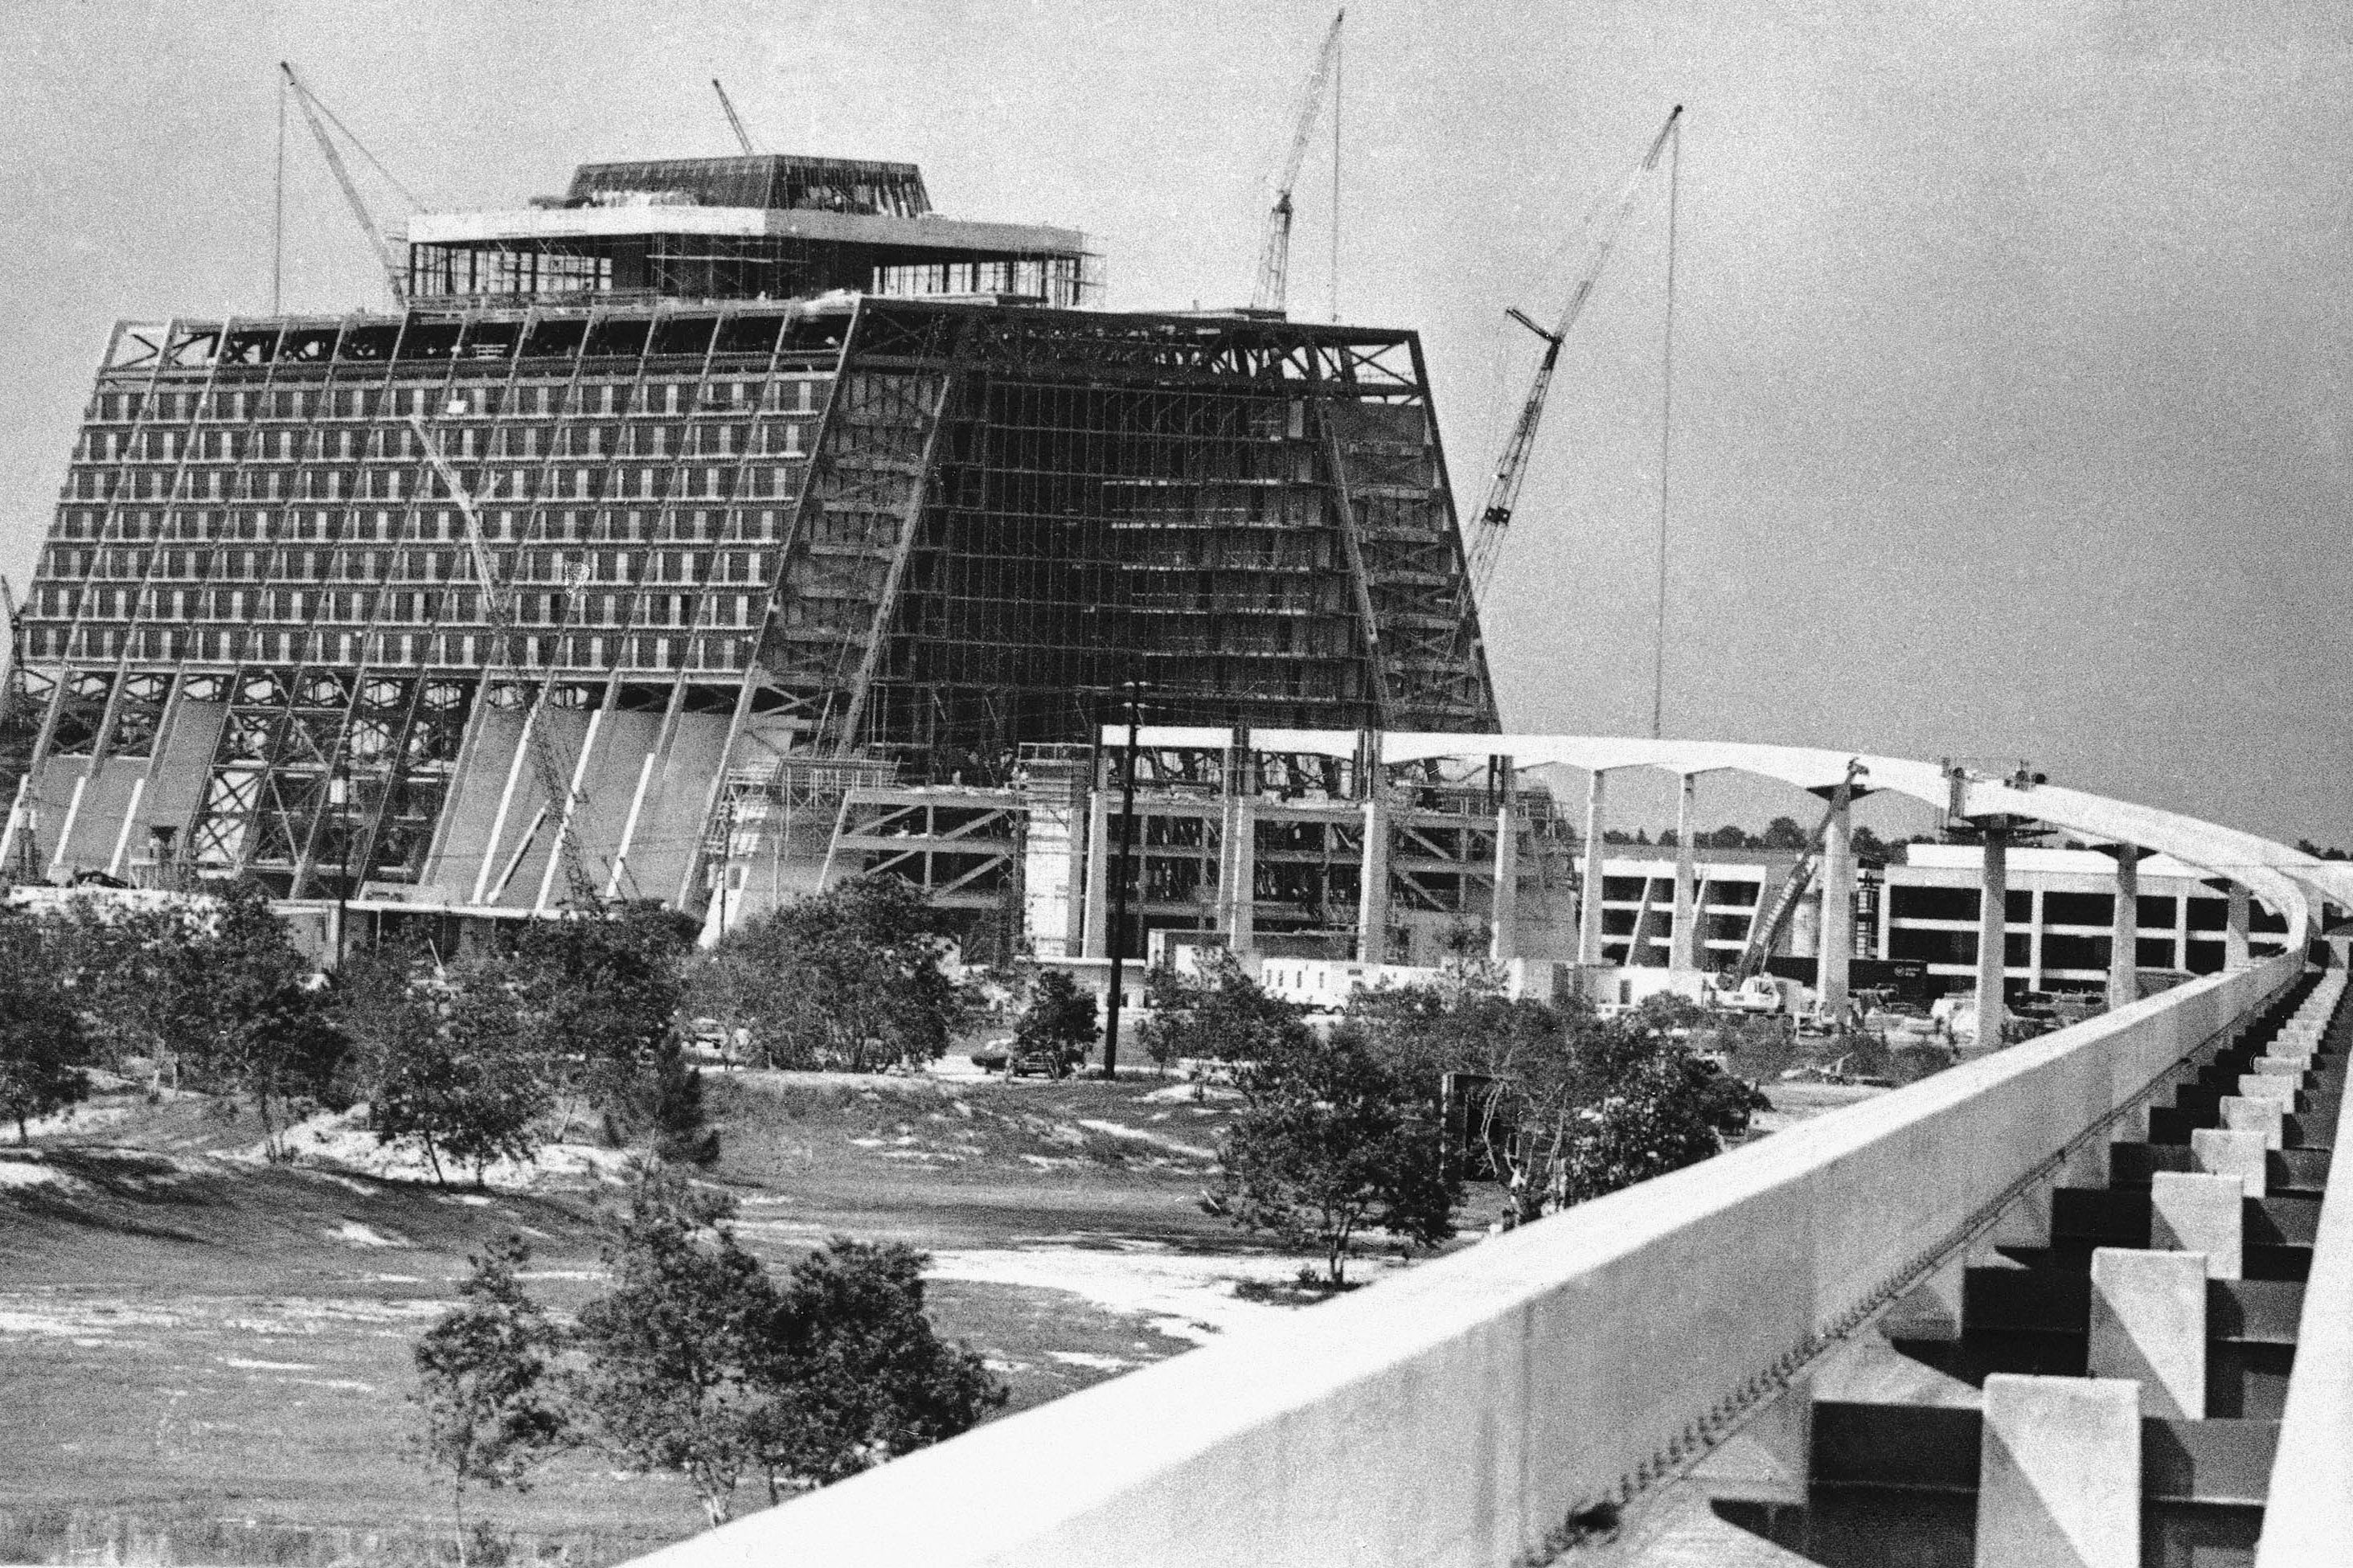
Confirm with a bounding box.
[617,710,730,913]
[51,755,145,873]
[2192,1128,2269,1198]
[484,707,594,909]
[417,706,524,903]
[2224,1096,2287,1150]
[137,698,229,845]
[1976,1373,2139,1568]
[2088,1247,2204,1419]
[2150,1171,2243,1280]
[568,709,662,897]
[2238,1074,2298,1106]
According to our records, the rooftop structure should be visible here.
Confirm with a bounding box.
[404,154,1096,307]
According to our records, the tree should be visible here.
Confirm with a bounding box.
[567,1169,778,1525]
[412,1234,567,1566]
[1346,981,1770,1226]
[1760,815,1810,850]
[1009,969,1097,1077]
[1211,1026,1459,1284]
[0,908,88,1143]
[368,964,552,1187]
[741,1238,1004,1503]
[507,906,692,1127]
[690,876,970,1072]
[1137,949,1308,1073]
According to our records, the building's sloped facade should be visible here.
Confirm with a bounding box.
[3,250,1497,930]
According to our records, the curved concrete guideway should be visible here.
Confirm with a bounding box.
[623,733,2343,1568]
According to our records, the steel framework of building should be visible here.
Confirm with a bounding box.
[2,289,1499,935]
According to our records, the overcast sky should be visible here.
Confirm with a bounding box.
[2,0,2348,842]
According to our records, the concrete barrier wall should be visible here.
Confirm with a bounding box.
[628,953,2296,1568]
[2255,1026,2353,1566]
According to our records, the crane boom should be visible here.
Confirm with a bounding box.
[1249,10,1344,314]
[1732,759,1868,983]
[712,79,758,156]
[1466,104,1682,590]
[408,416,604,909]
[280,63,408,306]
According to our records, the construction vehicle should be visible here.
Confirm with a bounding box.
[1249,10,1344,315]
[712,79,759,155]
[1728,758,1870,985]
[407,416,605,910]
[1462,104,1682,597]
[280,63,416,307]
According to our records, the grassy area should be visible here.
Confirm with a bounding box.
[0,1054,1899,1566]
[0,1067,1338,1566]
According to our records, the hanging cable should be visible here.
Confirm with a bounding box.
[273,73,287,313]
[1651,112,1683,742]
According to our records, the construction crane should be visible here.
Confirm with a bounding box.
[1463,104,1682,595]
[1732,759,1869,983]
[407,416,605,910]
[712,78,759,156]
[280,62,414,307]
[1249,10,1344,314]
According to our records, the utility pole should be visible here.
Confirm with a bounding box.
[1101,678,1147,1079]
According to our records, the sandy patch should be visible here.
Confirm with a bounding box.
[228,1107,640,1190]
[924,1242,1403,1344]
[1075,1120,1216,1160]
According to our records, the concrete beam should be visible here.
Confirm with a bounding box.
[1670,773,1699,972]
[2150,1169,2243,1280]
[1578,769,1608,968]
[2109,845,2140,1009]
[1820,792,1854,1019]
[2088,1247,2204,1419]
[1359,797,1391,965]
[2192,1127,2269,1198]
[1976,1373,2140,1568]
[1975,824,2010,1054]
[1490,764,1518,965]
[2222,1096,2286,1150]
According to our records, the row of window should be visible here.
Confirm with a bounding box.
[1885,928,2251,974]
[1885,883,2273,931]
[47,506,792,546]
[89,375,827,427]
[64,462,808,505]
[80,418,813,465]
[31,583,761,630]
[23,624,756,673]
[38,547,771,589]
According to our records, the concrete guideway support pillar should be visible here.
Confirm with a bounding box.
[1578,768,1609,969]
[1082,787,1111,958]
[1490,756,1518,964]
[2192,1127,2268,1198]
[1357,732,1390,966]
[1819,788,1855,1021]
[2088,1247,2206,1419]
[1670,772,1699,972]
[1976,1373,2141,1568]
[2109,844,2141,1009]
[2227,882,2253,969]
[1974,822,2011,1054]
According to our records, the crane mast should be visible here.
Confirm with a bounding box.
[1465,104,1682,594]
[712,79,759,156]
[280,63,409,307]
[1250,10,1344,314]
[408,416,604,910]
